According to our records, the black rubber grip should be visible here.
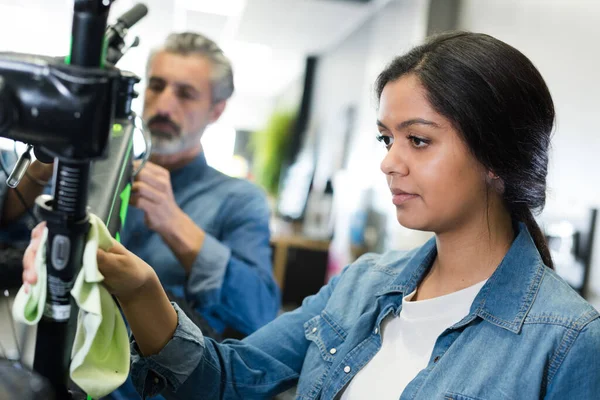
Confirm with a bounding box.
[117,3,148,29]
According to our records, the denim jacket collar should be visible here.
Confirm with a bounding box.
[375,223,545,334]
[170,152,208,187]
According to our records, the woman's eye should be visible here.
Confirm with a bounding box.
[376,134,394,149]
[408,135,429,148]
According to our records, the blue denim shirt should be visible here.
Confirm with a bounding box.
[130,223,600,399]
[121,153,280,335]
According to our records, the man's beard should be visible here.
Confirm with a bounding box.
[151,130,203,155]
[146,114,204,155]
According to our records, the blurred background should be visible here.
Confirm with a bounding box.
[0,0,598,318]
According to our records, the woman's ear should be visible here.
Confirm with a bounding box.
[486,170,505,193]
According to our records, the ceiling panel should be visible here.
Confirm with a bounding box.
[184,10,230,40]
[234,0,371,53]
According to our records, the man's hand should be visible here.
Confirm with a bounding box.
[130,160,206,273]
[2,160,54,224]
[28,160,54,183]
[130,160,183,237]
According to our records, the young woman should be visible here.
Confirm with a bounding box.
[23,32,599,399]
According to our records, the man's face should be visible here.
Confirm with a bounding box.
[143,51,223,158]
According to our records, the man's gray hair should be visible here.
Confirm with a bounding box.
[147,32,234,104]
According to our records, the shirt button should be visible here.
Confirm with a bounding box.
[153,377,159,384]
[374,327,379,334]
[344,366,351,373]
[312,327,317,333]
[329,348,337,355]
[434,356,440,363]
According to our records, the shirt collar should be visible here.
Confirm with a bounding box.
[375,223,546,333]
[170,152,208,185]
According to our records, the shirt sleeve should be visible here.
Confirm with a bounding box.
[132,274,341,399]
[129,303,205,398]
[185,188,280,335]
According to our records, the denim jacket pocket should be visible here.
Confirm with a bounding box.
[304,313,347,363]
[297,313,347,399]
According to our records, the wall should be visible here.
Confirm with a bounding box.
[309,17,372,191]
[458,0,600,300]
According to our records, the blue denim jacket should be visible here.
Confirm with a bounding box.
[131,222,600,399]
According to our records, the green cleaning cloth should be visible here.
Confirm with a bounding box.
[12,214,130,399]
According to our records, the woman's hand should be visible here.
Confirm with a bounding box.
[23,221,178,355]
[23,222,156,302]
[95,238,156,302]
[22,222,45,290]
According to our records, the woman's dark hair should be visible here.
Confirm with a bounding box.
[375,31,554,268]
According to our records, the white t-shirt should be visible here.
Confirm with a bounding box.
[340,280,487,400]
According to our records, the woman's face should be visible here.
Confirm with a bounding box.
[377,74,491,233]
